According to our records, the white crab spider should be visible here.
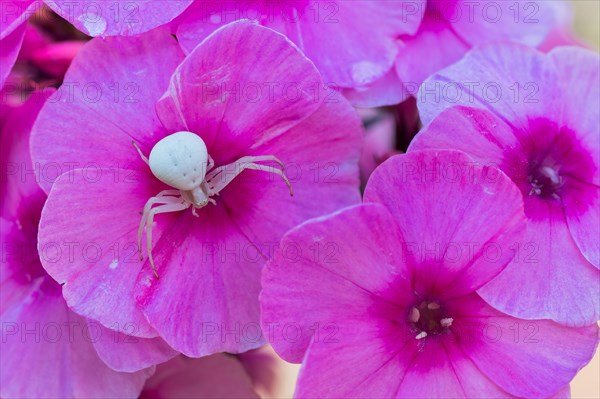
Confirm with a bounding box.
[133,131,293,278]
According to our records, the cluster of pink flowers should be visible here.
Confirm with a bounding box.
[1,1,598,398]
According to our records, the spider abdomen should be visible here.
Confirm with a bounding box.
[149,131,208,191]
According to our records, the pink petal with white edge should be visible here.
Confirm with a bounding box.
[176,1,425,89]
[563,187,600,269]
[38,169,169,337]
[549,47,599,185]
[261,204,414,364]
[285,0,425,88]
[395,15,470,88]
[409,106,520,167]
[0,277,152,398]
[550,47,600,267]
[418,43,561,131]
[364,151,526,299]
[342,66,410,108]
[157,21,328,160]
[31,28,184,193]
[448,294,599,398]
[44,0,193,37]
[478,198,600,326]
[91,322,178,372]
[450,0,556,47]
[174,1,246,52]
[141,355,258,398]
[0,23,26,88]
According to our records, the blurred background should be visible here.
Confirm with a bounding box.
[573,0,599,50]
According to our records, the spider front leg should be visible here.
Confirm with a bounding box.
[138,193,189,278]
[143,201,190,278]
[206,155,293,196]
[132,141,149,165]
[207,154,215,172]
[137,190,181,260]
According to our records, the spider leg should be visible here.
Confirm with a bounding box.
[144,201,190,278]
[137,190,183,259]
[241,163,293,195]
[132,141,150,165]
[138,196,176,260]
[159,189,181,196]
[206,156,293,196]
[205,156,281,182]
[234,155,285,169]
[207,154,215,173]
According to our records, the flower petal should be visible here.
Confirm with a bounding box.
[1,93,49,222]
[409,106,519,167]
[38,169,168,337]
[549,47,600,173]
[261,204,415,363]
[395,338,512,398]
[449,293,599,397]
[30,29,184,193]
[341,66,410,108]
[295,318,413,398]
[157,21,327,160]
[563,186,600,269]
[0,23,25,88]
[138,21,361,357]
[91,322,178,372]
[141,355,258,398]
[450,0,556,47]
[550,47,600,267]
[395,16,469,88]
[0,277,151,398]
[134,203,267,357]
[226,89,362,259]
[0,0,37,39]
[364,150,526,299]
[45,0,193,37]
[176,1,425,88]
[418,43,560,130]
[478,198,600,326]
[285,0,424,88]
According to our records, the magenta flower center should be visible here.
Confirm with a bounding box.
[409,300,453,339]
[528,162,563,199]
[502,119,597,216]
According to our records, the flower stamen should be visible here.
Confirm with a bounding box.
[528,163,563,199]
[409,300,452,340]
